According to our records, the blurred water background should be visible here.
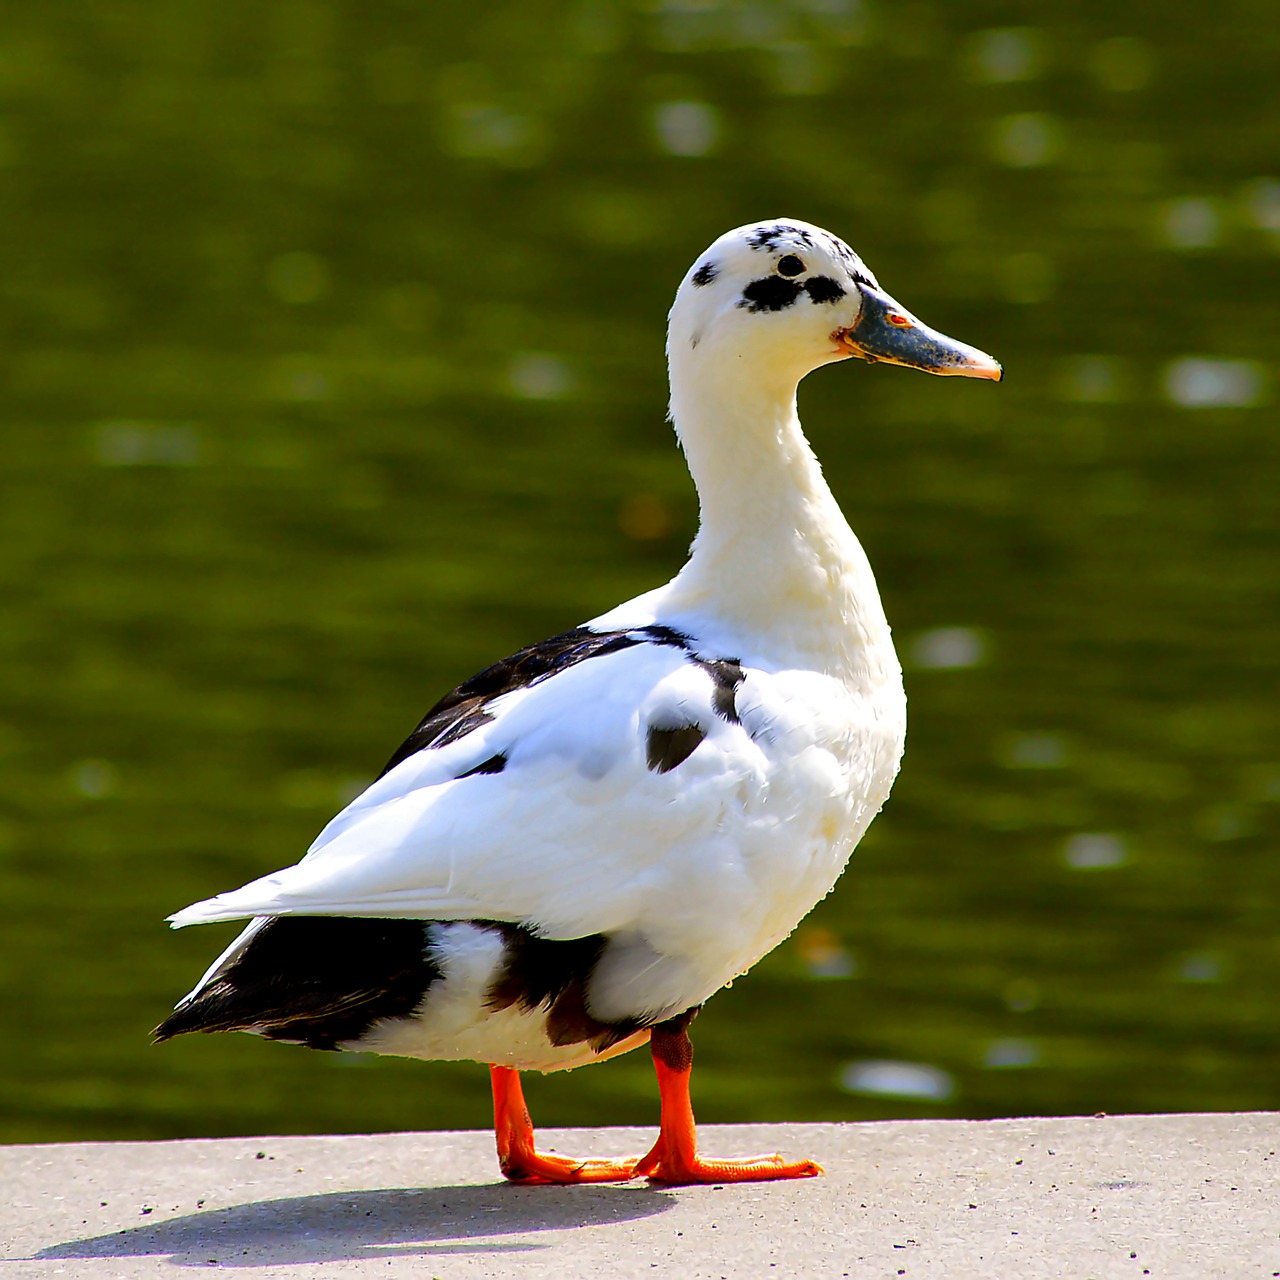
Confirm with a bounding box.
[2,0,1278,1144]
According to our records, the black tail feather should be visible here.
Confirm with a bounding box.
[154,917,441,1051]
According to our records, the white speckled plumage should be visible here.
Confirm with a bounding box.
[166,219,1000,1078]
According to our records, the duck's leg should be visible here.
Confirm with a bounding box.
[490,1065,638,1184]
[632,1018,824,1184]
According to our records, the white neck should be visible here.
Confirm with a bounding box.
[660,346,897,688]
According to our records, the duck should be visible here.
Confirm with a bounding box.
[156,219,1001,1185]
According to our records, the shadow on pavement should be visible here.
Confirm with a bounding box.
[33,1181,676,1267]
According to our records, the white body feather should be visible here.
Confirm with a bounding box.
[167,220,913,1071]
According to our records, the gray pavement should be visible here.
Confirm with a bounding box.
[2,1113,1277,1278]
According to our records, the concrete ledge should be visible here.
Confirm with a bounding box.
[3,1113,1277,1278]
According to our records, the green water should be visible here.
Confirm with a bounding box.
[3,2,1279,1144]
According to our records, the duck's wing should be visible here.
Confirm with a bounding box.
[167,625,769,940]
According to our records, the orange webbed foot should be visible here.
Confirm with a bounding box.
[636,1017,825,1185]
[489,1017,827,1189]
[498,1148,639,1185]
[491,1064,638,1185]
[633,1138,822,1185]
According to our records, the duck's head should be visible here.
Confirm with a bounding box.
[669,218,1002,385]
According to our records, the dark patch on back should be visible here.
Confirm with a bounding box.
[804,275,847,304]
[377,623,742,787]
[379,626,690,777]
[646,723,705,774]
[484,923,645,1053]
[385,698,496,767]
[640,626,741,730]
[459,753,507,778]
[639,623,694,648]
[691,261,717,287]
[740,276,804,313]
[153,918,440,1051]
[698,659,744,722]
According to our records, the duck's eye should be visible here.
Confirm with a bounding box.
[777,254,806,277]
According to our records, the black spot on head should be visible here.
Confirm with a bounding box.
[777,254,806,277]
[740,276,803,312]
[804,275,846,304]
[691,261,717,287]
[646,723,705,774]
[748,222,813,251]
[153,918,441,1051]
[818,233,875,288]
[748,224,786,250]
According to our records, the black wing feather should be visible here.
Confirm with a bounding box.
[377,625,696,777]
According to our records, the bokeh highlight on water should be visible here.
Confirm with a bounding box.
[2,1,1278,1142]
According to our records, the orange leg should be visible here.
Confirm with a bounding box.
[632,1021,824,1185]
[490,1064,638,1184]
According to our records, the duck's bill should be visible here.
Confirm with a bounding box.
[836,285,1003,381]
